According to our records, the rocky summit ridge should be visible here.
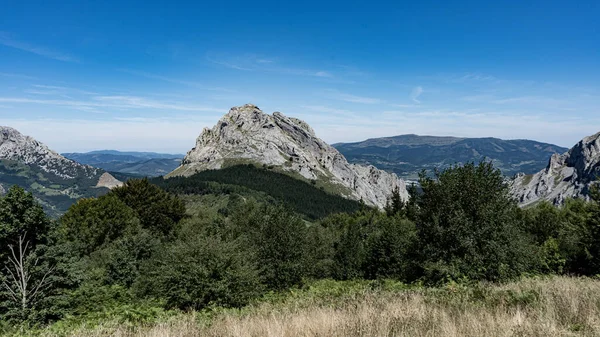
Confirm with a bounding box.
[168,104,408,208]
[1,126,96,180]
[511,131,600,206]
[0,126,123,215]
[0,126,121,188]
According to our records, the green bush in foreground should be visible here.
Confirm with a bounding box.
[415,161,539,283]
[134,234,263,310]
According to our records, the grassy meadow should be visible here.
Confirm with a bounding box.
[13,276,600,337]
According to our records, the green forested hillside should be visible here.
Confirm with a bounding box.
[0,159,108,216]
[151,164,365,220]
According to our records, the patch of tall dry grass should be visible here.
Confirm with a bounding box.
[41,276,600,337]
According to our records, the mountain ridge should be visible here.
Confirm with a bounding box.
[0,126,122,215]
[63,151,183,177]
[334,134,568,179]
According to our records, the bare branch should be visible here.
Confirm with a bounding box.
[2,232,54,311]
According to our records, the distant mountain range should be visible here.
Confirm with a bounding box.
[333,135,568,180]
[0,127,122,216]
[62,150,184,177]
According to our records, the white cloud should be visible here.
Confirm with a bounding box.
[315,71,333,78]
[324,90,383,104]
[119,69,233,91]
[491,96,567,105]
[390,104,421,108]
[0,32,78,62]
[410,86,423,103]
[300,105,358,116]
[0,96,225,113]
[0,72,38,80]
[207,53,335,78]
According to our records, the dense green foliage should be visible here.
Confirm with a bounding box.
[152,164,364,220]
[0,186,50,259]
[134,234,262,310]
[415,162,537,282]
[1,162,600,333]
[111,179,186,236]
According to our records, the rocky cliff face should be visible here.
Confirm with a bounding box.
[0,126,122,187]
[168,104,408,208]
[1,126,99,179]
[0,126,122,215]
[511,131,600,206]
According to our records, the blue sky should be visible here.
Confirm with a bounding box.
[0,0,599,153]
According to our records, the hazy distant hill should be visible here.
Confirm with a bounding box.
[63,150,183,177]
[333,134,568,179]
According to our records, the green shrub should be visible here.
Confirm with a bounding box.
[57,194,140,255]
[231,202,310,290]
[134,235,263,310]
[415,161,538,283]
[111,178,186,236]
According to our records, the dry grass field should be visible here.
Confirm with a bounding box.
[24,276,600,337]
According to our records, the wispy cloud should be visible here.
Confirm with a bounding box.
[315,71,333,78]
[324,90,383,104]
[0,32,78,62]
[24,84,99,96]
[461,94,570,107]
[93,96,223,112]
[410,86,423,103]
[390,103,422,108]
[119,69,233,91]
[0,96,224,113]
[491,96,567,105]
[0,72,38,80]
[455,73,497,82]
[300,105,359,117]
[207,53,334,78]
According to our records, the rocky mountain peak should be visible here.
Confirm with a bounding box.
[564,131,600,181]
[169,104,408,208]
[0,125,122,185]
[511,131,600,206]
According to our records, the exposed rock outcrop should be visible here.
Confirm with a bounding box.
[168,104,408,208]
[96,172,124,189]
[0,126,102,179]
[511,131,600,206]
